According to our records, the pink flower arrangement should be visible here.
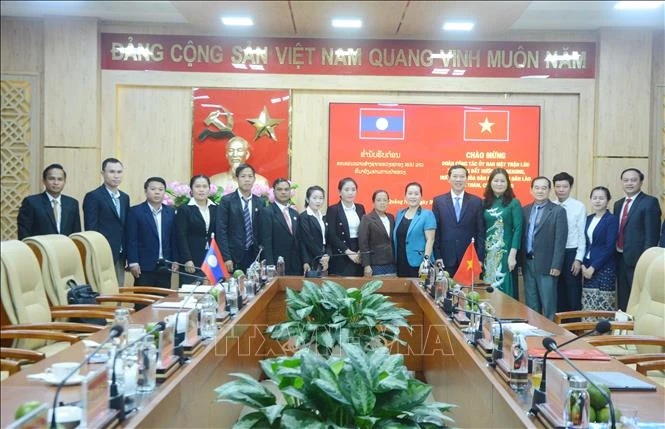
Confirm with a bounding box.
[164,179,297,208]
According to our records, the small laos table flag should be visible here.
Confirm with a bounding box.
[201,233,229,284]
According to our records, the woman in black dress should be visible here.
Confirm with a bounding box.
[326,177,365,276]
[297,186,330,274]
[176,174,216,284]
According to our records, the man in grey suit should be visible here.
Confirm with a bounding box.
[522,176,568,320]
[613,168,662,311]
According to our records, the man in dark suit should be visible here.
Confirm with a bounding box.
[83,158,130,286]
[260,178,301,275]
[522,177,568,320]
[433,164,485,277]
[17,163,81,239]
[613,168,662,311]
[126,177,179,289]
[216,164,263,273]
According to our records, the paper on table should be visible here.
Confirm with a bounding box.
[502,322,553,337]
[179,284,213,294]
[152,297,197,309]
[585,371,657,391]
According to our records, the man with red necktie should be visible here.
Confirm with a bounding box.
[613,168,662,311]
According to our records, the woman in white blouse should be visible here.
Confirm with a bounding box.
[176,174,216,284]
[326,177,366,276]
[358,190,396,277]
[581,186,618,312]
[297,186,330,274]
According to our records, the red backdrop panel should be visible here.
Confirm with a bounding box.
[328,104,540,212]
[192,88,290,183]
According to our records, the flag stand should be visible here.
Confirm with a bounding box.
[470,238,475,294]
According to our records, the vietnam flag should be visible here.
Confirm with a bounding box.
[463,110,510,141]
[200,234,229,284]
[453,239,481,286]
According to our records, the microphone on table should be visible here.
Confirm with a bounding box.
[451,306,504,367]
[541,336,616,429]
[248,245,265,274]
[173,280,205,363]
[50,325,124,429]
[446,286,495,316]
[109,321,166,420]
[530,319,611,416]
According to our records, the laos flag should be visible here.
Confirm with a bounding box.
[201,234,228,284]
[359,108,405,140]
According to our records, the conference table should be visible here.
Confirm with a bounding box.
[1,277,664,428]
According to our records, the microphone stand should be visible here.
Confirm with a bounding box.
[530,320,612,416]
[109,322,166,421]
[173,280,203,363]
[50,325,123,429]
[451,306,502,362]
[543,338,616,429]
[449,285,495,316]
[248,245,264,279]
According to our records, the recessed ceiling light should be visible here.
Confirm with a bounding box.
[614,1,664,9]
[443,21,475,31]
[332,19,362,28]
[221,16,254,26]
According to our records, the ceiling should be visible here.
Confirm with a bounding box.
[1,1,663,39]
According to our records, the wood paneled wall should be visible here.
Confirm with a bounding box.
[1,17,663,241]
[116,86,193,204]
[101,73,595,210]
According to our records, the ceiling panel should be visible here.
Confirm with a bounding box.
[290,0,407,38]
[513,1,665,30]
[170,1,294,36]
[398,1,531,39]
[1,1,663,37]
[0,1,187,23]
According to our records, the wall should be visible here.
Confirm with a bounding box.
[1,17,663,241]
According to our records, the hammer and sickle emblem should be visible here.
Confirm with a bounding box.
[198,105,236,142]
[204,106,234,132]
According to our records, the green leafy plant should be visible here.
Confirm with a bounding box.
[265,280,413,357]
[215,344,455,428]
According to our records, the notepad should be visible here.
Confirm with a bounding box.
[503,322,553,337]
[152,298,197,309]
[529,348,611,361]
[584,371,657,391]
[179,284,213,294]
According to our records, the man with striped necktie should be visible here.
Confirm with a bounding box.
[215,163,264,273]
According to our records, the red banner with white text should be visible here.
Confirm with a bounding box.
[328,104,540,212]
[101,33,595,79]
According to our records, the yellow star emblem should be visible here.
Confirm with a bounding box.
[247,105,283,142]
[479,117,494,133]
[466,259,474,270]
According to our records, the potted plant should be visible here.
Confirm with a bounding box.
[265,280,412,357]
[215,344,455,428]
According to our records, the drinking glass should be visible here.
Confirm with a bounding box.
[127,324,146,343]
[266,265,277,281]
[531,357,544,391]
[137,337,157,393]
[245,280,255,300]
